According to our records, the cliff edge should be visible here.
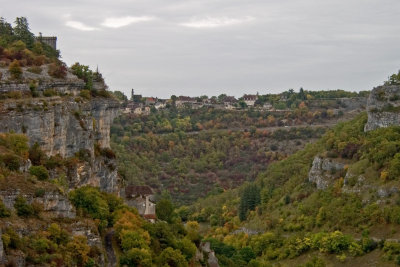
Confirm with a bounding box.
[364,84,400,131]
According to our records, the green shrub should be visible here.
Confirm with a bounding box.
[299,256,326,267]
[14,195,34,217]
[383,241,400,260]
[29,165,49,180]
[75,149,91,162]
[0,133,29,156]
[9,59,22,79]
[27,66,42,74]
[6,90,22,99]
[29,81,39,97]
[120,230,149,251]
[1,153,21,171]
[0,199,11,217]
[44,155,63,169]
[2,228,22,250]
[34,188,46,197]
[312,231,352,254]
[69,186,110,229]
[79,89,91,100]
[100,147,116,159]
[157,247,188,267]
[43,88,57,97]
[29,142,46,165]
[48,62,67,78]
[71,63,93,90]
[48,223,70,245]
[91,89,111,98]
[120,248,152,267]
[388,153,400,180]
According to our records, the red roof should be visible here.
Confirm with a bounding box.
[143,214,157,220]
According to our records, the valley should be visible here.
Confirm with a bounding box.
[1,15,400,267]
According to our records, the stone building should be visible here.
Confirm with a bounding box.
[243,94,258,106]
[125,185,156,222]
[36,33,57,50]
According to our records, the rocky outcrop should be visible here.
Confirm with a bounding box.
[0,190,76,218]
[342,171,368,193]
[199,242,219,267]
[377,186,399,198]
[40,191,76,218]
[232,227,261,236]
[0,80,85,95]
[71,222,105,266]
[0,94,120,193]
[364,85,400,131]
[0,97,119,157]
[308,156,346,189]
[339,97,368,110]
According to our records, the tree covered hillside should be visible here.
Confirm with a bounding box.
[185,113,400,266]
[112,108,328,204]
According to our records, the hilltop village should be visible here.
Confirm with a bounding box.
[122,88,368,116]
[124,90,264,115]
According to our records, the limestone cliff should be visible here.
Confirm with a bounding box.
[0,189,75,218]
[364,84,400,131]
[0,82,120,193]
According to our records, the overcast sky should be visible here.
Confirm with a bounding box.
[2,0,400,98]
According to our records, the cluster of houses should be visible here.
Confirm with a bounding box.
[122,89,274,115]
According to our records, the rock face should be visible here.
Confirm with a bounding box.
[199,242,219,267]
[364,84,400,131]
[0,229,5,265]
[0,95,120,193]
[0,80,85,95]
[308,156,346,189]
[0,190,76,218]
[0,97,119,158]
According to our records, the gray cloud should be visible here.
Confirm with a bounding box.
[1,0,400,98]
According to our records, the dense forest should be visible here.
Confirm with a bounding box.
[111,107,329,204]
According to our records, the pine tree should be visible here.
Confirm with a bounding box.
[13,17,34,48]
[239,184,261,221]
